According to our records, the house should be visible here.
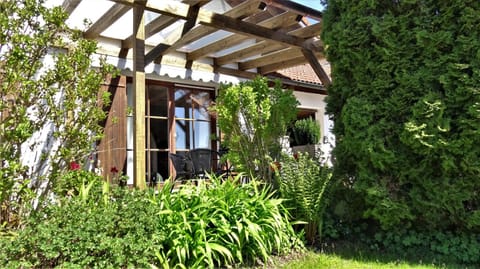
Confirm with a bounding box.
[48,0,333,187]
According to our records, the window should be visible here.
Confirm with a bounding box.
[126,81,215,182]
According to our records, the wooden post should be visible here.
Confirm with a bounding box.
[133,1,146,189]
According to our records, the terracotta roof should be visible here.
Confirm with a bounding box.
[272,60,331,86]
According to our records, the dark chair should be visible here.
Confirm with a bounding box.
[169,153,194,180]
[188,148,221,179]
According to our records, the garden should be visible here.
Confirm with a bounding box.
[1,0,480,268]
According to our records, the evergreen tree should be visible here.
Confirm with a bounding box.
[322,0,480,231]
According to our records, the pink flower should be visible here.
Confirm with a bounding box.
[69,161,81,171]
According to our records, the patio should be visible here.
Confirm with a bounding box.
[51,0,330,188]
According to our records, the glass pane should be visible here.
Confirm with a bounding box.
[148,151,167,183]
[126,151,134,185]
[191,92,211,121]
[194,105,209,121]
[148,85,168,117]
[126,117,133,149]
[175,119,188,150]
[149,118,168,149]
[174,89,192,118]
[194,121,211,148]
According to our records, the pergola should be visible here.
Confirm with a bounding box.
[60,0,330,188]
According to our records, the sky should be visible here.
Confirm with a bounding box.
[291,0,325,12]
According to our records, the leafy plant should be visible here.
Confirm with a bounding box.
[0,174,303,268]
[54,164,103,197]
[0,0,117,228]
[321,211,480,265]
[291,118,321,146]
[277,153,332,245]
[214,76,298,184]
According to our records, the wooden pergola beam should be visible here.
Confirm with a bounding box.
[259,55,309,74]
[144,0,262,65]
[287,22,323,38]
[266,0,323,21]
[84,3,131,39]
[239,47,304,70]
[302,48,331,86]
[214,66,258,79]
[188,34,248,61]
[215,67,327,93]
[184,9,273,62]
[215,41,285,66]
[110,0,321,53]
[122,0,210,49]
[215,22,323,66]
[123,15,177,48]
[187,11,300,61]
[132,1,146,189]
[144,3,201,65]
[61,0,81,15]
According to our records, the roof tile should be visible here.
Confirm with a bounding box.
[272,60,331,86]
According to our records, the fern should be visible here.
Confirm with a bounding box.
[277,153,332,244]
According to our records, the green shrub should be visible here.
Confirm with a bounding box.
[373,229,480,264]
[53,168,103,197]
[0,174,303,268]
[214,76,299,183]
[291,118,321,146]
[277,153,332,245]
[321,211,480,265]
[322,0,480,232]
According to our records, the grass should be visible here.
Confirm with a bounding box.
[246,244,477,269]
[278,251,456,269]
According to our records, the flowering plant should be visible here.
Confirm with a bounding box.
[55,162,102,196]
[110,166,127,186]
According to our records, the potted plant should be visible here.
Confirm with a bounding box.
[290,117,321,157]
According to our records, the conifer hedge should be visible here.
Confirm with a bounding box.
[322,1,480,231]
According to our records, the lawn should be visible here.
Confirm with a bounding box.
[258,250,474,269]
[281,252,439,269]
[277,251,472,269]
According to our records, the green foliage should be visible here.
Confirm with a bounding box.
[0,174,303,268]
[214,76,298,184]
[0,0,117,227]
[277,153,332,244]
[373,229,480,264]
[54,169,103,197]
[291,118,321,146]
[322,215,480,266]
[322,0,480,231]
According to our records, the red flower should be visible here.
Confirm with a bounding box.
[110,166,119,174]
[69,161,81,171]
[293,153,299,160]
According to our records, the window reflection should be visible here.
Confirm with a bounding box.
[174,89,212,150]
